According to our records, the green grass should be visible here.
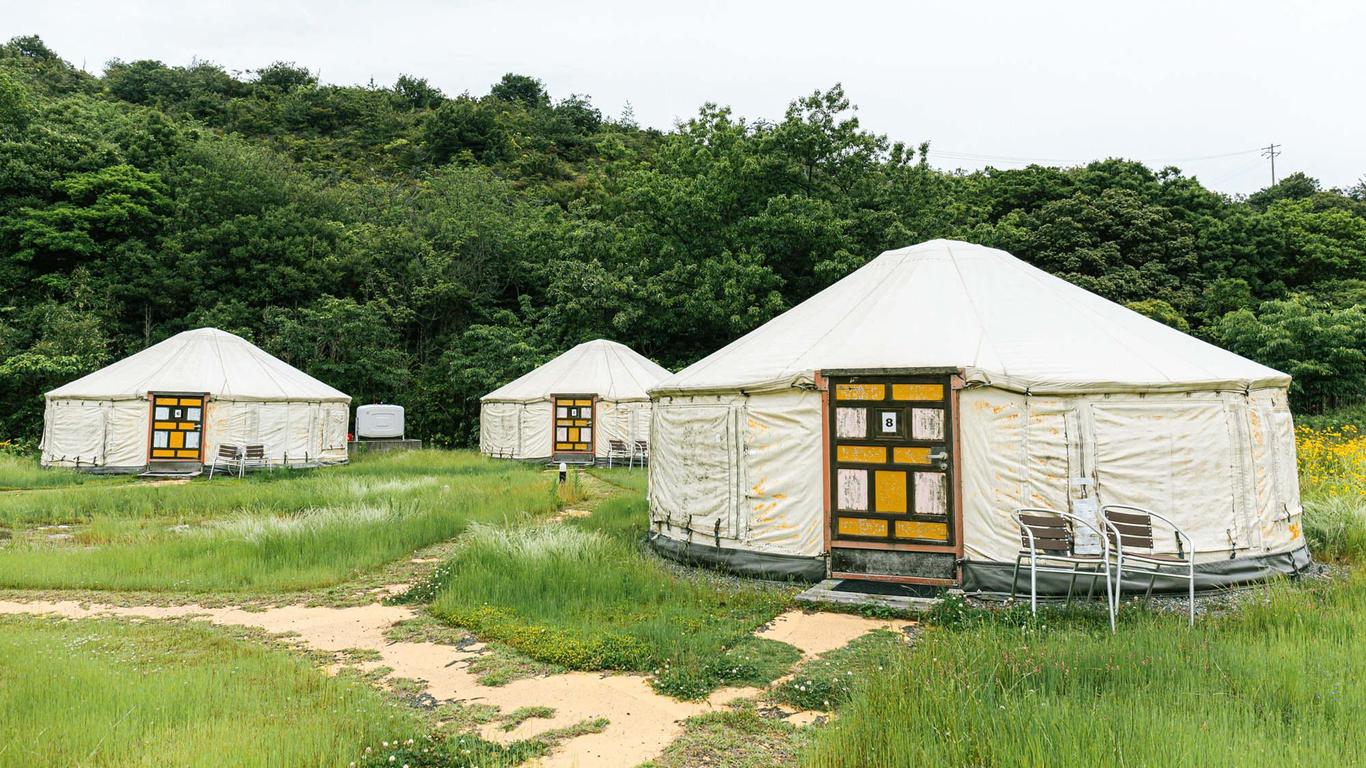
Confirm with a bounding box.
[0,451,563,592]
[1303,492,1366,563]
[0,452,131,491]
[644,701,811,768]
[772,630,908,712]
[0,614,420,767]
[414,490,796,699]
[803,573,1366,767]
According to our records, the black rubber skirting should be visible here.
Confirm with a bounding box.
[649,532,826,582]
[962,544,1313,596]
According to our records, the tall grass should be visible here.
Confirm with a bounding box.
[0,452,129,491]
[421,494,794,698]
[1299,423,1366,563]
[804,573,1366,767]
[0,614,419,767]
[0,452,561,592]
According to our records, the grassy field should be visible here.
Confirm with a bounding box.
[0,451,561,592]
[0,451,131,491]
[0,614,420,767]
[414,472,799,699]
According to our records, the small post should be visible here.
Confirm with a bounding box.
[558,462,567,484]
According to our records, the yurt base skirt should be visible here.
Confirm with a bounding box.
[649,533,826,582]
[650,532,1314,594]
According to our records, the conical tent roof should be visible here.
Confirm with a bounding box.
[482,339,671,403]
[46,327,350,402]
[653,239,1288,396]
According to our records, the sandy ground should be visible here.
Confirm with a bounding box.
[0,602,908,767]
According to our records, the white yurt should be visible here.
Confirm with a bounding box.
[480,339,671,463]
[647,239,1308,593]
[42,328,351,472]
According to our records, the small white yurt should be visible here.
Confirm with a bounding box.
[647,240,1308,593]
[480,339,671,463]
[42,328,350,472]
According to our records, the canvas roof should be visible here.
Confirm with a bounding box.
[46,327,350,402]
[482,339,671,403]
[652,239,1289,396]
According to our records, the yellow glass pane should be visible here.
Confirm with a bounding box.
[154,421,176,430]
[892,447,932,465]
[179,398,202,406]
[895,520,949,540]
[874,470,907,513]
[155,397,178,405]
[835,383,885,401]
[891,384,944,401]
[575,419,588,426]
[837,445,886,464]
[178,422,194,430]
[574,443,588,450]
[555,443,571,450]
[176,449,200,458]
[151,449,175,458]
[574,399,592,406]
[568,428,579,442]
[169,432,184,449]
[837,517,888,537]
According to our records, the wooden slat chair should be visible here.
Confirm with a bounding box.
[1011,508,1115,632]
[1100,505,1196,626]
[632,439,649,468]
[607,439,630,468]
[241,444,269,476]
[208,444,241,479]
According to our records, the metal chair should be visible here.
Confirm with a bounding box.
[1101,504,1196,626]
[1011,508,1115,632]
[208,444,241,479]
[631,439,648,468]
[242,444,269,475]
[607,439,631,468]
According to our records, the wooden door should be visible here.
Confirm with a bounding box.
[827,374,958,582]
[552,395,596,458]
[149,393,206,462]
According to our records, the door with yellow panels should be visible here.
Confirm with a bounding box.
[553,395,595,455]
[829,376,953,546]
[149,393,206,462]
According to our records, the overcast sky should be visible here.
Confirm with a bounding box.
[6,0,1363,195]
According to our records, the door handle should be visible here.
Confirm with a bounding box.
[928,450,948,469]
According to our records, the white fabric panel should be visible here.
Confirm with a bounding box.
[47,328,348,402]
[649,398,740,537]
[742,389,824,556]
[960,388,1029,561]
[652,240,1287,397]
[480,401,520,457]
[1246,389,1304,553]
[482,339,671,404]
[1090,401,1242,557]
[40,400,107,466]
[103,401,149,467]
[520,400,554,459]
[596,400,652,456]
[322,403,349,460]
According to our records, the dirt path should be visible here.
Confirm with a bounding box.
[0,599,908,767]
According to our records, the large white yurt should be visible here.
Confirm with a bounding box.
[480,339,671,463]
[42,328,351,472]
[647,239,1308,593]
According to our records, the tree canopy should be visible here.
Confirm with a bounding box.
[1,36,1363,445]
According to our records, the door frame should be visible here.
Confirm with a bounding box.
[145,392,209,464]
[818,368,966,586]
[549,393,598,460]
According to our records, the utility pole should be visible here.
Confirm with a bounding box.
[1261,143,1282,185]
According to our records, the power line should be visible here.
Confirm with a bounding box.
[1261,143,1282,185]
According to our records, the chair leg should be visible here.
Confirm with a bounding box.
[1010,555,1021,603]
[1113,554,1124,617]
[1104,563,1115,633]
[1188,564,1195,627]
[1029,552,1038,615]
[1066,565,1079,606]
[1146,571,1157,599]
